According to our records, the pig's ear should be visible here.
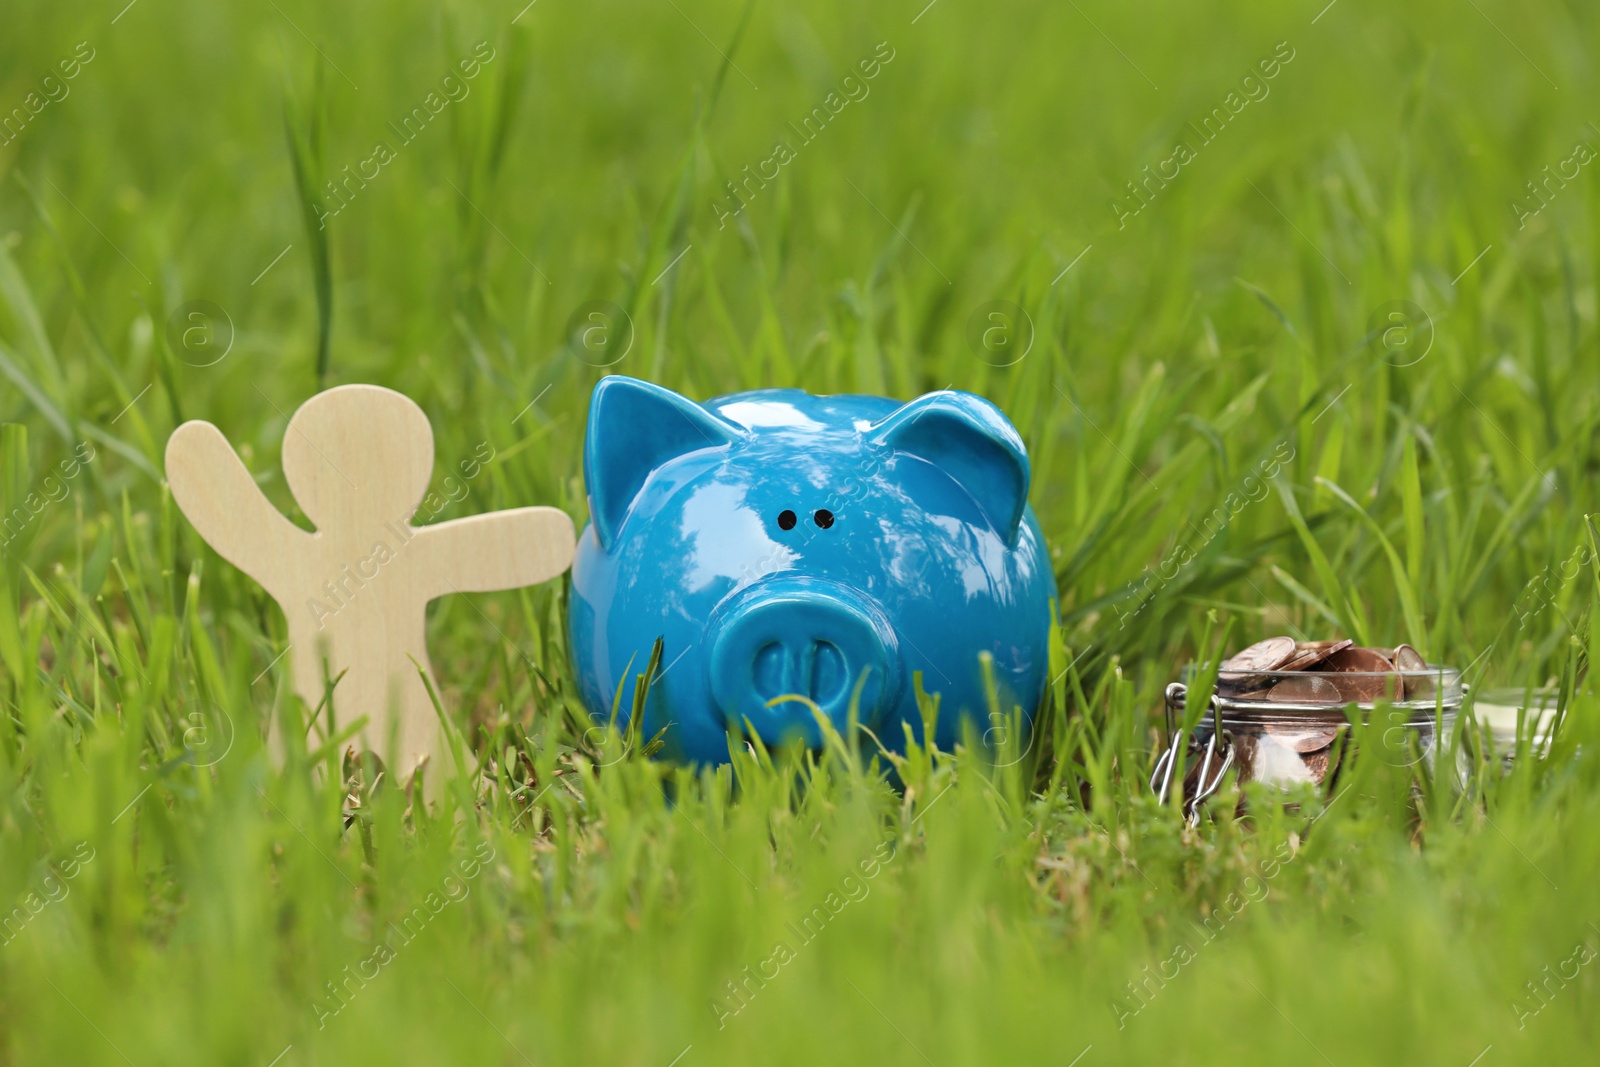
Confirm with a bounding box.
[871,391,1031,544]
[584,376,740,550]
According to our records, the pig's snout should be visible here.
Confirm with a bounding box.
[707,577,901,745]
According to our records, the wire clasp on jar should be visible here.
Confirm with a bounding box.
[1149,681,1233,824]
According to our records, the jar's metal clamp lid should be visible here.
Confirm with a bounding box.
[1149,682,1232,824]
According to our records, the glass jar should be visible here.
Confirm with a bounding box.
[1151,663,1464,818]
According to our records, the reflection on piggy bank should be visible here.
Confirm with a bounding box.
[566,375,1054,764]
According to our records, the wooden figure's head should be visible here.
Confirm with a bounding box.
[282,384,434,531]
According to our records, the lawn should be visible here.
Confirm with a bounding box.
[2,0,1599,1063]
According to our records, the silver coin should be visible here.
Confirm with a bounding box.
[1391,643,1427,671]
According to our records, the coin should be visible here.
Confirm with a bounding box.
[1302,746,1335,784]
[1322,646,1402,702]
[1322,646,1395,672]
[1265,673,1345,704]
[1264,722,1342,753]
[1391,643,1427,671]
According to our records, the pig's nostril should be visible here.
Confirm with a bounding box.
[753,641,786,696]
[809,640,846,702]
[813,509,834,529]
[777,510,797,530]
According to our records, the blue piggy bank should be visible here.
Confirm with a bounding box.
[566,375,1054,763]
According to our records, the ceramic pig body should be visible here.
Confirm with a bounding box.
[568,376,1054,763]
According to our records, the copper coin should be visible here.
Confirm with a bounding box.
[1302,747,1334,784]
[1264,722,1342,753]
[1322,646,1402,702]
[1278,639,1354,672]
[1323,647,1395,671]
[1265,673,1345,704]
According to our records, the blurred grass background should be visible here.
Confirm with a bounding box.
[2,0,1599,1063]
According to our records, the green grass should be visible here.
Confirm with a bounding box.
[3,0,1600,1062]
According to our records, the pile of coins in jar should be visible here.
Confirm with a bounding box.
[1216,636,1431,702]
[1153,636,1461,817]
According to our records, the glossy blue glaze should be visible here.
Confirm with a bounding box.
[567,375,1055,763]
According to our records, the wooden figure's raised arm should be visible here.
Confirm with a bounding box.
[411,506,576,601]
[165,420,310,600]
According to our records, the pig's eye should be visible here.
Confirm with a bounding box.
[814,509,835,529]
[777,510,797,530]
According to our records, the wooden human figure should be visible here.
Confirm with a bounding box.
[165,384,575,794]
